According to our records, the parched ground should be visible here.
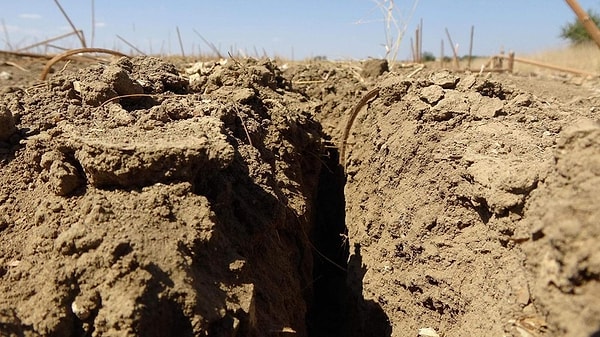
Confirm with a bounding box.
[0,54,599,337]
[337,69,600,337]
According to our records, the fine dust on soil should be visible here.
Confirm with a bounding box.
[0,54,599,337]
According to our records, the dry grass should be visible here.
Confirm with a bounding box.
[438,44,600,78]
[516,43,600,75]
[371,0,420,64]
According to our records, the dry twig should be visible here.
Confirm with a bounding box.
[1,19,12,50]
[53,0,86,48]
[193,29,223,59]
[40,47,128,80]
[371,0,420,63]
[115,35,146,55]
[176,26,185,57]
[15,30,83,52]
[3,61,29,72]
[0,50,54,59]
[340,88,380,170]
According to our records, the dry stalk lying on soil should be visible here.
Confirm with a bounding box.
[40,47,128,80]
[340,87,381,170]
[1,61,29,72]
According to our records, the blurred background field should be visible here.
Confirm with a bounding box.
[2,1,600,80]
[1,1,599,61]
[519,43,600,75]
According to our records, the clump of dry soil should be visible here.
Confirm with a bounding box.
[0,56,323,336]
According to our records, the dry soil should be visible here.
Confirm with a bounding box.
[0,54,599,337]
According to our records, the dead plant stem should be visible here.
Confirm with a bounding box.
[115,35,146,55]
[1,19,12,50]
[176,26,185,57]
[53,0,86,48]
[40,47,127,80]
[91,0,96,47]
[15,30,82,52]
[193,29,223,59]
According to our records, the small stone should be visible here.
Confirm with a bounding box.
[0,71,12,80]
[79,80,117,107]
[40,150,83,196]
[72,80,82,93]
[102,63,144,96]
[418,327,440,337]
[107,103,135,126]
[232,88,256,104]
[431,90,469,121]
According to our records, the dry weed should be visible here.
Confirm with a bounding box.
[517,43,600,75]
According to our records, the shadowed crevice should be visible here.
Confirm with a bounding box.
[307,147,391,337]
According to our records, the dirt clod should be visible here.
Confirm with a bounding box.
[430,69,459,88]
[0,56,323,336]
[0,105,16,142]
[361,59,389,78]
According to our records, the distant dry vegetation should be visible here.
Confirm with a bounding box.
[454,44,600,76]
[519,43,600,75]
[2,0,600,80]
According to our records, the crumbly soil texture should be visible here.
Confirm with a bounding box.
[0,55,599,337]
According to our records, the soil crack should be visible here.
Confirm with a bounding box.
[307,147,391,337]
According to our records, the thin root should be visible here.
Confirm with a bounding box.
[99,93,158,107]
[99,93,198,108]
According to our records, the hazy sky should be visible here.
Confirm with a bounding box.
[1,1,599,60]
